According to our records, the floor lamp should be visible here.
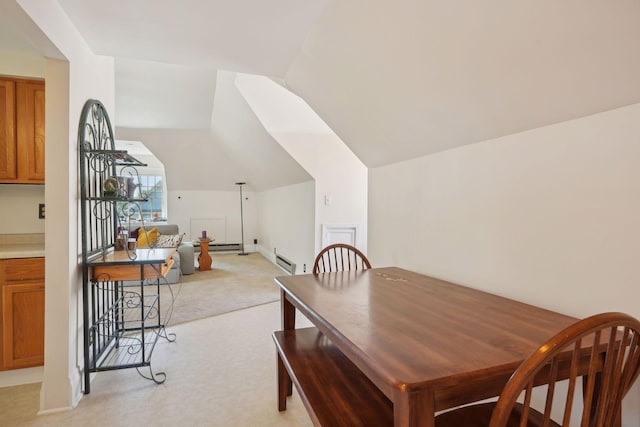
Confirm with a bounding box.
[236,182,248,256]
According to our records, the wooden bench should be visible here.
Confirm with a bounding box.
[273,326,393,427]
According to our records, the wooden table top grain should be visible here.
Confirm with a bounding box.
[275,267,578,425]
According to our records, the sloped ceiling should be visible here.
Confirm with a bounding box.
[115,127,255,192]
[56,0,330,76]
[6,0,640,183]
[285,0,640,167]
[0,1,63,60]
[210,71,312,191]
[116,71,312,192]
[114,58,217,130]
[54,0,327,191]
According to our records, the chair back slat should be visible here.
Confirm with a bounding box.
[542,357,559,424]
[521,385,533,427]
[580,330,602,427]
[312,243,371,274]
[561,344,580,426]
[489,312,640,427]
[594,327,621,425]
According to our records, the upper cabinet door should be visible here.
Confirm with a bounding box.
[0,79,17,180]
[16,81,45,183]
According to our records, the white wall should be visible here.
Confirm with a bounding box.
[233,74,368,254]
[14,0,116,413]
[256,180,315,273]
[168,189,258,249]
[0,185,45,233]
[369,102,640,425]
[45,57,114,412]
[0,49,44,78]
[274,132,368,254]
[114,128,264,250]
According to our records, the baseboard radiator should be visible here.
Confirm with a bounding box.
[194,243,242,252]
[276,253,296,275]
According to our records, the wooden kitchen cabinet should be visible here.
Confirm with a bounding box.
[16,81,45,183]
[0,257,45,370]
[0,79,17,180]
[0,77,45,184]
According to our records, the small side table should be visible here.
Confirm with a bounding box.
[197,238,213,271]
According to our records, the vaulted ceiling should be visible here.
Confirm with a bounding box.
[3,1,640,189]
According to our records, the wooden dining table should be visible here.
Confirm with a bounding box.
[273,267,579,427]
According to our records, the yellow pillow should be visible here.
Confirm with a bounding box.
[137,227,158,248]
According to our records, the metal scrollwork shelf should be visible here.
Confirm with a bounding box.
[79,99,176,394]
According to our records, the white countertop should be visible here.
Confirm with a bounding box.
[0,234,45,259]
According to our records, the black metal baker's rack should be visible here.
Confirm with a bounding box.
[78,99,174,394]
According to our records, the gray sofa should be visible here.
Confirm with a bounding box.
[137,224,195,283]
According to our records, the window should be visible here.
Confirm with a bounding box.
[116,175,166,222]
[115,140,167,224]
[138,175,165,221]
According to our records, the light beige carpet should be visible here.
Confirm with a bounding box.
[2,301,314,427]
[160,252,284,326]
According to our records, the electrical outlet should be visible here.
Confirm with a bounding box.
[253,238,258,244]
[303,263,306,273]
[38,203,45,219]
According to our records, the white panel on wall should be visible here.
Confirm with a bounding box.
[321,224,361,250]
[190,217,226,242]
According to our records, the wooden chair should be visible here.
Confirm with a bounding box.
[435,312,640,427]
[312,243,371,274]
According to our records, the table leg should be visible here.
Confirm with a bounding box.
[393,389,435,427]
[281,289,296,330]
[277,352,289,411]
[280,289,294,397]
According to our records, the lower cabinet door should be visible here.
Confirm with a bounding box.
[2,281,45,369]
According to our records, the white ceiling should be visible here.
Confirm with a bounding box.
[3,0,640,184]
[285,0,640,167]
[57,0,330,76]
[55,0,331,192]
[61,0,330,137]
[114,58,217,130]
